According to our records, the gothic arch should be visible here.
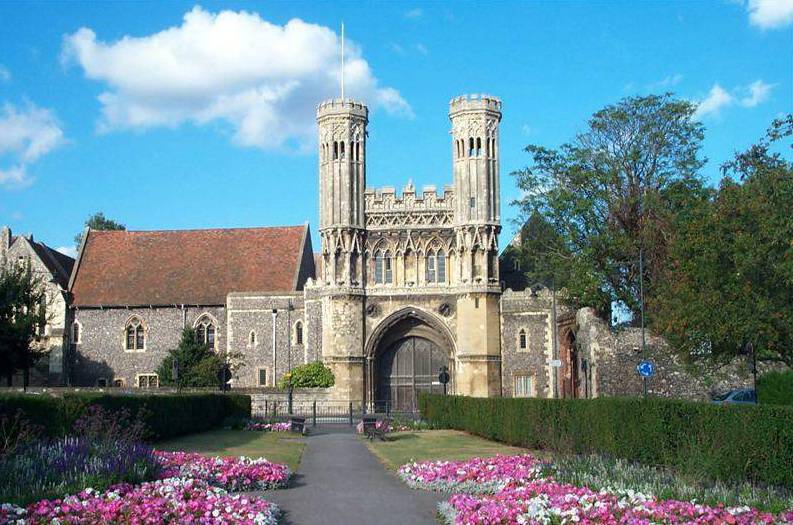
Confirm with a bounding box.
[364,307,456,359]
[365,307,456,409]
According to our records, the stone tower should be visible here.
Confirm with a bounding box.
[317,98,369,401]
[449,94,501,284]
[317,99,368,287]
[450,95,503,397]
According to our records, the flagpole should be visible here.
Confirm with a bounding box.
[340,22,345,101]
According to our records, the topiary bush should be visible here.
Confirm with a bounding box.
[419,394,793,489]
[758,370,793,406]
[277,361,334,389]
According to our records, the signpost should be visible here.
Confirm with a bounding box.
[549,359,562,368]
[636,360,655,379]
[438,366,450,395]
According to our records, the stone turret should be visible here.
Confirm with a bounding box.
[449,95,502,285]
[449,94,502,226]
[317,98,368,287]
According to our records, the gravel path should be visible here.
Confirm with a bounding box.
[262,426,446,525]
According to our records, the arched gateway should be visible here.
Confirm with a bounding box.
[365,308,454,412]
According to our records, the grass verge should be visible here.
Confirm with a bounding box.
[365,429,531,470]
[157,429,305,471]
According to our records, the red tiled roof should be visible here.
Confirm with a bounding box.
[70,226,309,307]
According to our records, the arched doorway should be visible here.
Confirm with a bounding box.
[365,308,454,412]
[559,330,579,399]
[376,336,447,411]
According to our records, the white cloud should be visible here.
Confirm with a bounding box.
[62,6,411,151]
[747,0,793,28]
[0,65,10,82]
[694,84,735,119]
[56,246,78,258]
[0,102,65,188]
[404,8,423,19]
[693,80,774,119]
[740,79,774,107]
[653,74,683,89]
[414,43,428,55]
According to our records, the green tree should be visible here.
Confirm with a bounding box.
[501,212,571,292]
[511,93,709,320]
[157,328,226,388]
[0,260,47,386]
[74,212,126,251]
[655,116,793,365]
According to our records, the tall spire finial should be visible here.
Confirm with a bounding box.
[340,22,345,101]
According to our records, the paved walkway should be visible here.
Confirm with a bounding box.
[262,426,446,525]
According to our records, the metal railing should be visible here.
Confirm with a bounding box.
[252,400,421,427]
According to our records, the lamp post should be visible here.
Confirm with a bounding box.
[639,248,647,399]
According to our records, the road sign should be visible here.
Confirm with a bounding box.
[438,367,450,385]
[636,360,655,378]
[549,359,562,368]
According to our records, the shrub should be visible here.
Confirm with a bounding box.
[277,361,334,388]
[419,394,793,489]
[0,392,251,442]
[758,370,793,406]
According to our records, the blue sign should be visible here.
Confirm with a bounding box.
[636,360,655,378]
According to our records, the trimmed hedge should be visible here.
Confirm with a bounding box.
[419,394,793,489]
[758,370,793,406]
[0,392,251,441]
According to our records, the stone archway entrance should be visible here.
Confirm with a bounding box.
[376,336,447,412]
[365,308,454,412]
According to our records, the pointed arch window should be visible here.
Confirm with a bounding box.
[519,329,527,351]
[333,141,339,160]
[437,249,446,283]
[250,331,257,346]
[295,321,303,345]
[426,250,436,283]
[71,321,81,344]
[195,315,217,350]
[476,137,482,157]
[468,137,475,157]
[374,250,393,284]
[125,317,145,351]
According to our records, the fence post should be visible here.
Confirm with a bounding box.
[348,402,353,426]
[312,401,317,427]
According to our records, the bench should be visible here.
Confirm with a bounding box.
[362,416,390,441]
[289,415,306,434]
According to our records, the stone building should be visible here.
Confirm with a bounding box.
[63,94,750,404]
[1,226,74,385]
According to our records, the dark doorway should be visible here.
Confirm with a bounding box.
[376,336,447,412]
[559,330,579,399]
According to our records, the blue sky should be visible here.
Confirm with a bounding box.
[1,0,791,256]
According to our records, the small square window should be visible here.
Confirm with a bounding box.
[469,197,476,208]
[258,369,267,387]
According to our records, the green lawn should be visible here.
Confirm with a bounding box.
[157,429,305,471]
[365,429,532,470]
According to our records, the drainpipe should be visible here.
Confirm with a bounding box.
[271,309,277,387]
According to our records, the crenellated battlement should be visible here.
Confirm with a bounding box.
[317,99,369,119]
[364,183,455,212]
[449,94,502,115]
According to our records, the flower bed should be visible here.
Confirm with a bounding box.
[398,455,541,494]
[1,477,279,525]
[438,481,793,525]
[0,437,160,505]
[155,451,291,491]
[246,421,291,432]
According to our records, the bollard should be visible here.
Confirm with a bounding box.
[312,401,317,427]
